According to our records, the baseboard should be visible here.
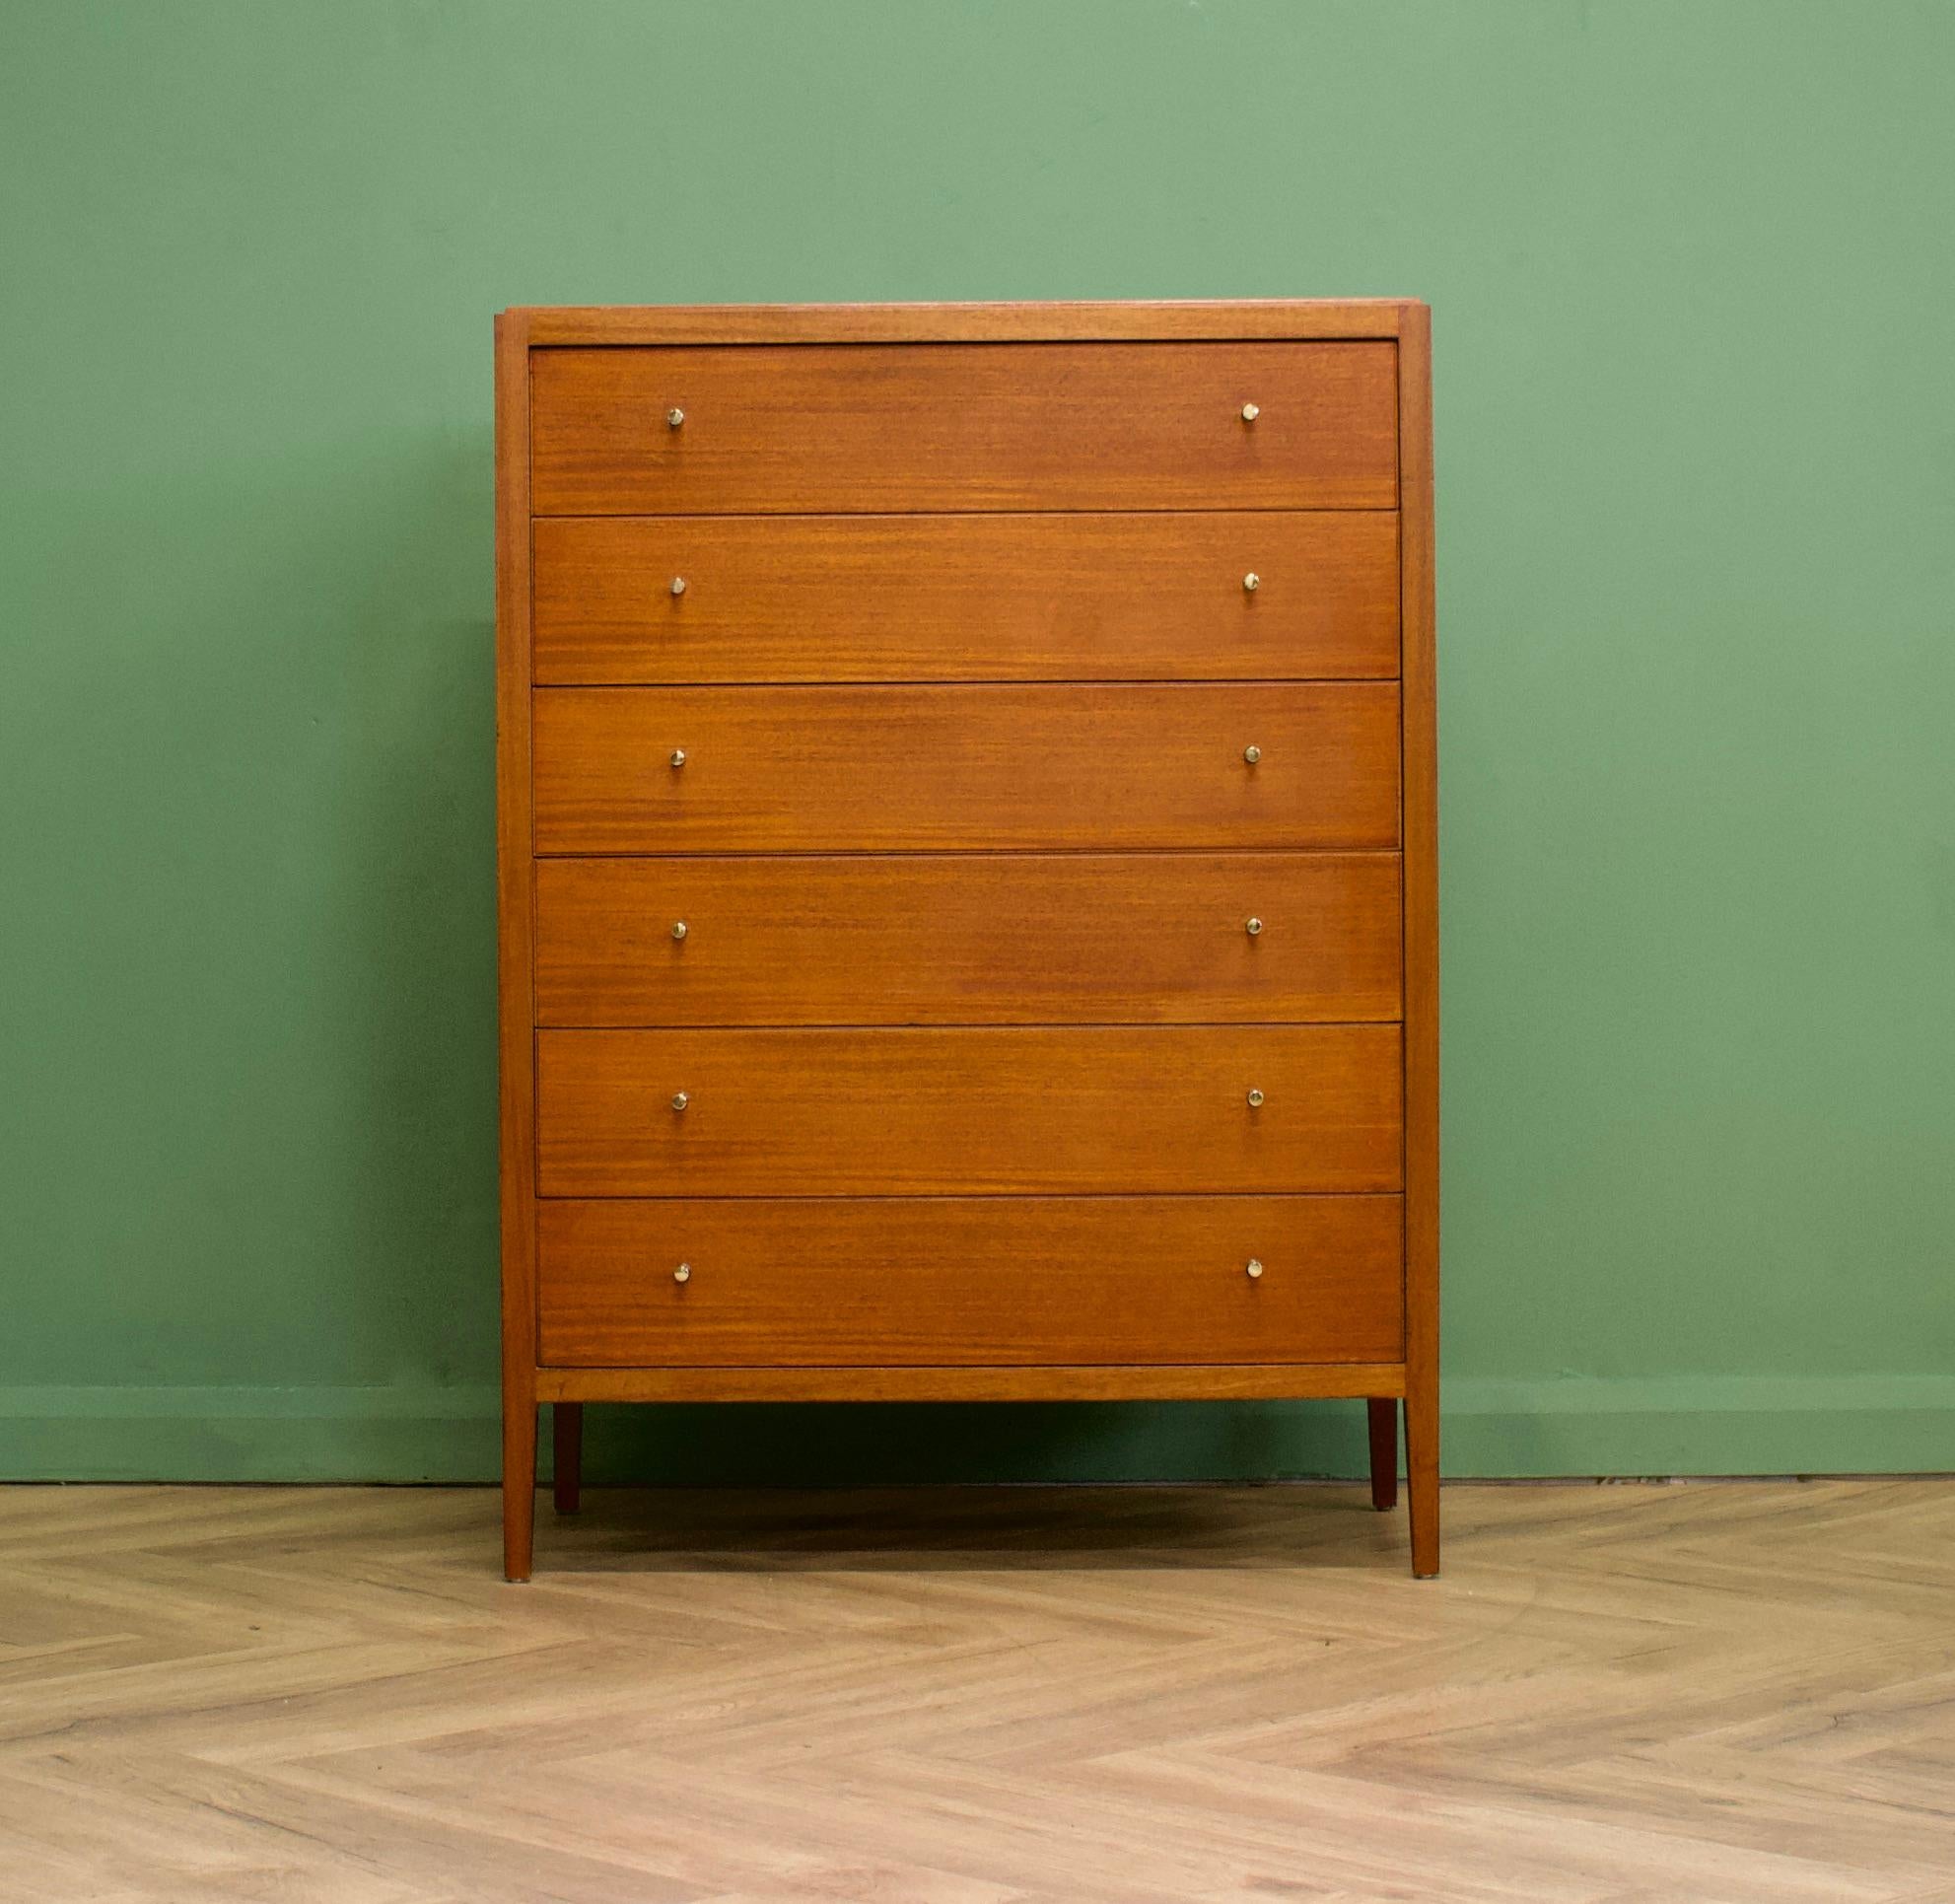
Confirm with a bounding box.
[1439,1374,1955,1478]
[0,1384,503,1483]
[1,1375,1950,1484]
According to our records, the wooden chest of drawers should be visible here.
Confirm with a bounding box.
[495,302,1438,1579]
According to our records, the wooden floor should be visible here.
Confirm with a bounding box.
[1,1480,1951,1902]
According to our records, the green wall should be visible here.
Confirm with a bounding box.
[3,1,1951,1484]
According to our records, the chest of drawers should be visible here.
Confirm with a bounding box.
[495,301,1438,1579]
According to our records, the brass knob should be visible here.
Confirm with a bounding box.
[1245,917,1263,938]
[1247,1088,1265,1108]
[673,1262,691,1284]
[670,920,688,941]
[1243,744,1262,765]
[1242,573,1260,593]
[669,748,687,769]
[670,1091,689,1112]
[666,407,685,428]
[1240,402,1260,423]
[1245,1258,1265,1280]
[669,576,687,597]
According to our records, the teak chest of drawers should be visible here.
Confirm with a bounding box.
[495,301,1438,1579]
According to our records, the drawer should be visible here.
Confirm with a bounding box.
[532,513,1401,684]
[529,342,1397,514]
[535,852,1403,1026]
[535,1024,1403,1196]
[531,683,1401,855]
[537,1195,1405,1367]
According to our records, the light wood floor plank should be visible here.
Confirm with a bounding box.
[0,1480,1950,1901]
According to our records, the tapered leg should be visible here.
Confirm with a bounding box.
[1405,1370,1439,1578]
[552,1401,584,1515]
[503,1391,536,1582]
[1366,1397,1399,1512]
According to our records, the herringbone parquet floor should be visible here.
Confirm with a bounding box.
[1,1479,1950,1902]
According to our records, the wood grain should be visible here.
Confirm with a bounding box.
[530,342,1398,514]
[535,1362,1406,1403]
[532,682,1401,855]
[535,1195,1404,1367]
[517,297,1412,344]
[534,851,1403,1026]
[1397,305,1441,1579]
[8,1480,1953,1898]
[535,1023,1403,1197]
[493,310,537,1583]
[532,512,1401,684]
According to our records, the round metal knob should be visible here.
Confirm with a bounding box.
[670,1091,689,1112]
[1245,1258,1265,1281]
[1243,744,1262,765]
[670,920,688,941]
[1246,1088,1265,1108]
[1243,572,1260,593]
[669,576,687,597]
[673,1262,691,1284]
[1245,917,1263,938]
[666,407,685,428]
[669,748,687,769]
[1240,402,1260,423]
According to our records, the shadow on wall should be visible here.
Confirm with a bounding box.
[588,1396,1379,1488]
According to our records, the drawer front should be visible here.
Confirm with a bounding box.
[535,852,1403,1026]
[532,513,1401,684]
[532,683,1401,855]
[537,1195,1404,1367]
[530,342,1398,515]
[535,1024,1403,1196]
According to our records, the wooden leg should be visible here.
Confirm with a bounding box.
[552,1402,584,1516]
[503,1388,536,1582]
[1405,1370,1439,1579]
[1366,1397,1398,1512]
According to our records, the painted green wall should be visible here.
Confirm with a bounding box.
[3,1,1950,1484]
